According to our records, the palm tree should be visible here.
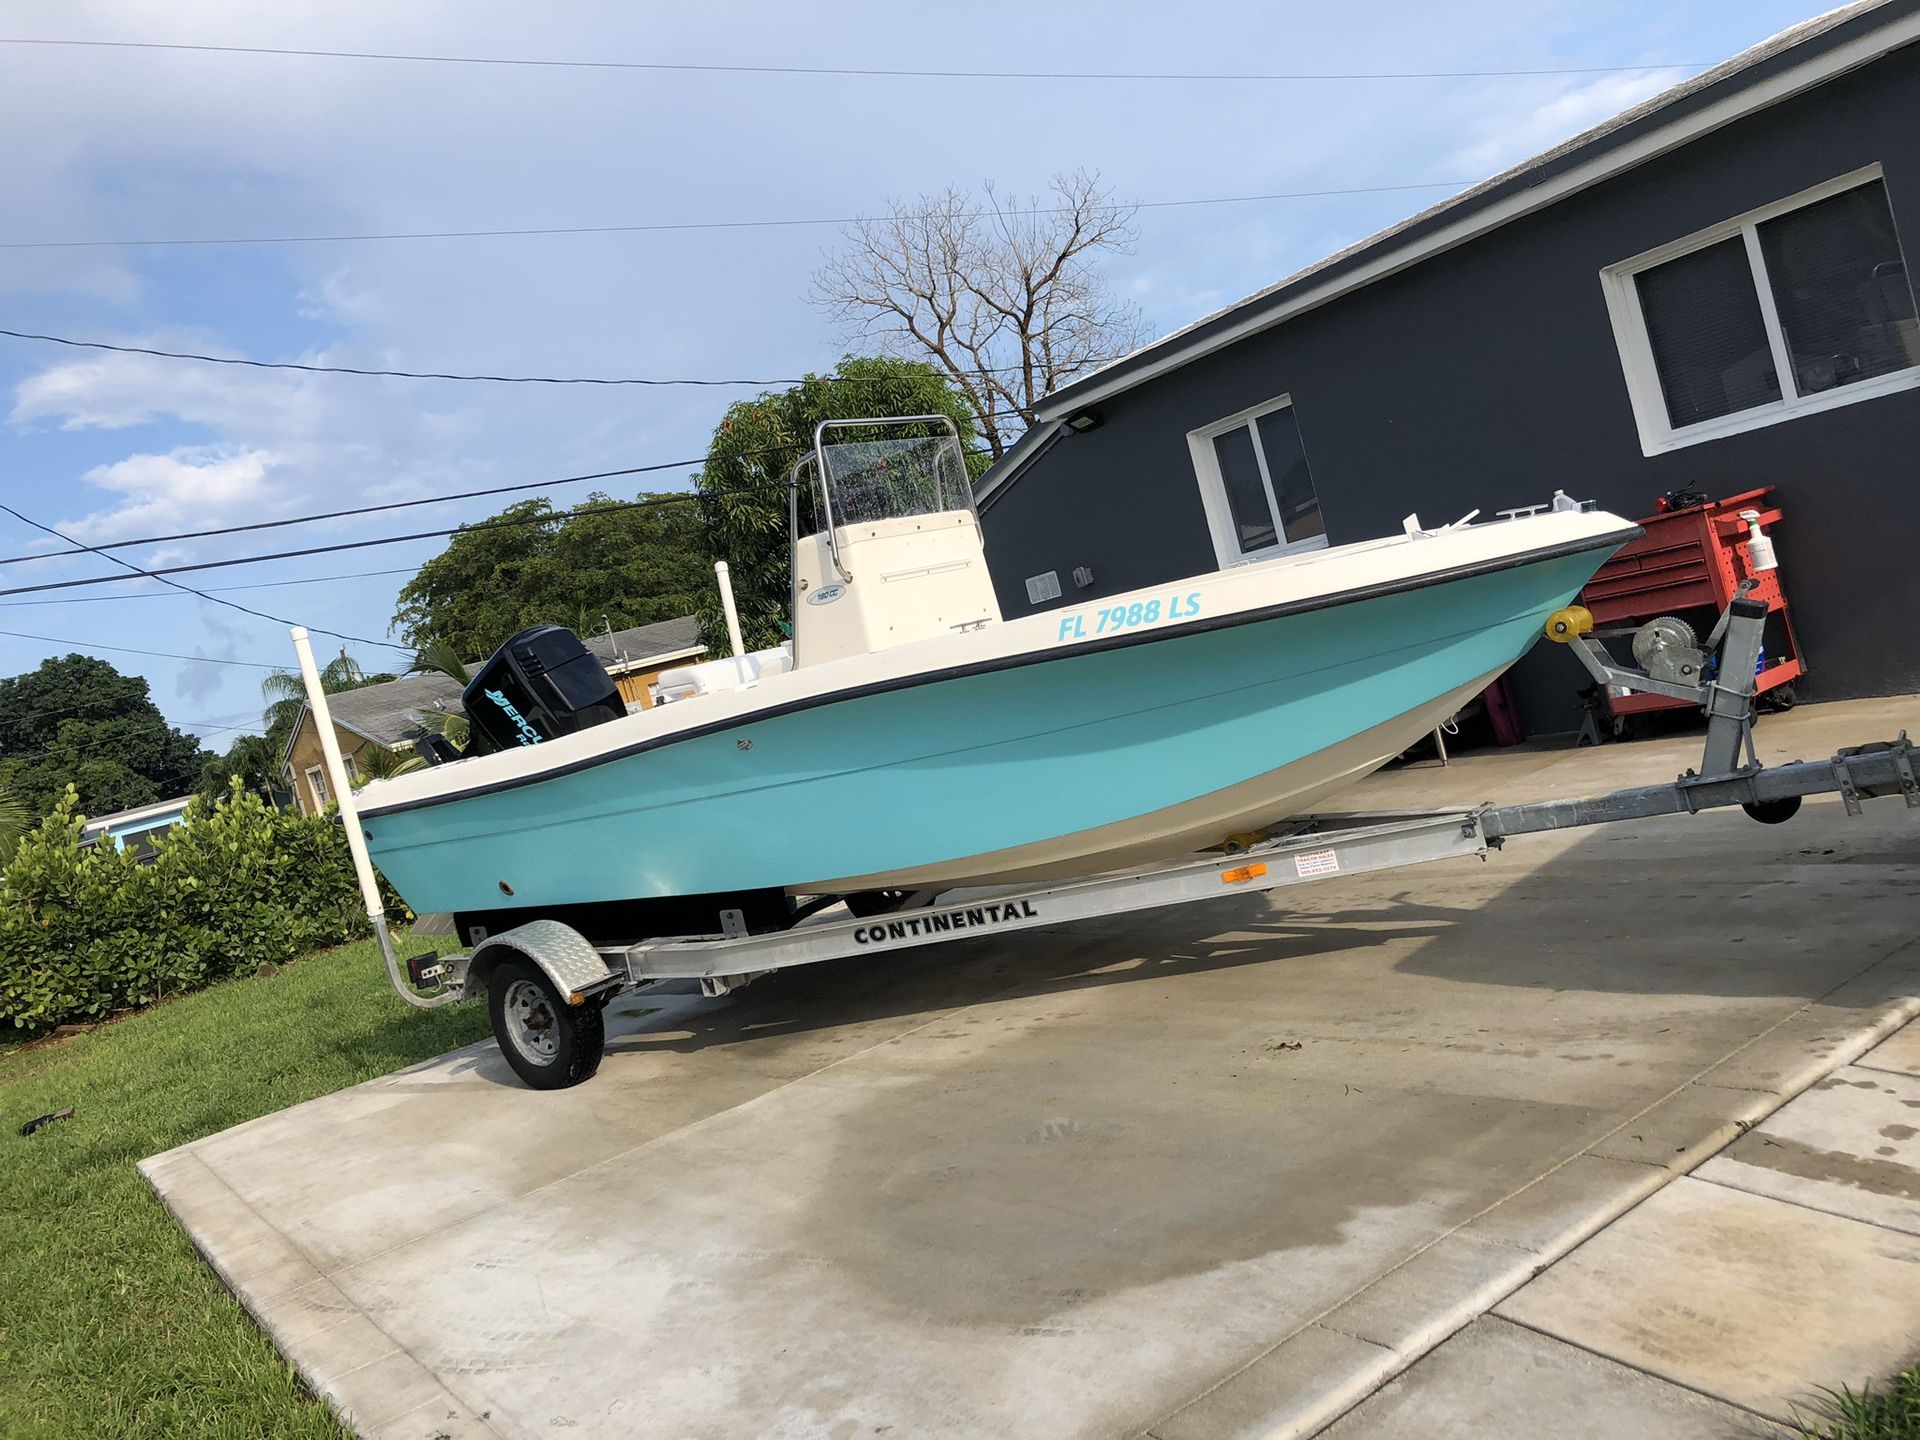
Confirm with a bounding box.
[408,640,473,754]
[351,744,425,784]
[0,780,28,855]
[259,650,369,738]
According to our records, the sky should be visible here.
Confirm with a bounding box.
[0,0,1839,751]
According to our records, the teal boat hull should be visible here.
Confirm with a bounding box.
[361,547,1606,917]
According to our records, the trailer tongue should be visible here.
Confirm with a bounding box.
[299,587,1918,1090]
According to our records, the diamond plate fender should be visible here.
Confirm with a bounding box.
[466,918,619,1003]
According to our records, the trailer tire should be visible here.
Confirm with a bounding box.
[1742,796,1802,826]
[487,957,604,1090]
[844,889,910,918]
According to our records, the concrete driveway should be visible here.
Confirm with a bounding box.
[143,697,1920,1439]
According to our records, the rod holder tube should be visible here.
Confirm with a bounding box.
[714,561,746,659]
[290,627,456,1009]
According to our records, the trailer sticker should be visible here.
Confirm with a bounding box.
[1056,591,1203,643]
[853,899,1040,946]
[1294,848,1340,878]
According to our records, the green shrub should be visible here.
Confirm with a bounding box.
[0,781,374,1033]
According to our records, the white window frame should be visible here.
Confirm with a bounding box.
[1601,164,1920,456]
[1187,394,1330,568]
[305,765,330,811]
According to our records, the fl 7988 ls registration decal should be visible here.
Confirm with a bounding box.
[1056,590,1203,643]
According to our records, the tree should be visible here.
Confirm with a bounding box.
[389,492,711,657]
[0,781,26,862]
[258,649,377,745]
[812,170,1150,460]
[694,356,983,652]
[407,639,473,753]
[252,650,395,793]
[0,654,210,816]
[198,732,284,804]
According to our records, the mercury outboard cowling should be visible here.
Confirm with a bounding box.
[462,625,625,755]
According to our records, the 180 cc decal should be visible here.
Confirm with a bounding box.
[1056,590,1202,643]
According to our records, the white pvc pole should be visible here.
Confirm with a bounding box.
[714,560,746,659]
[291,626,453,1008]
[292,627,384,919]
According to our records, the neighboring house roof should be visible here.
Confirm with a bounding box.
[978,0,1920,504]
[81,794,197,838]
[323,670,468,749]
[582,615,706,677]
[281,617,707,763]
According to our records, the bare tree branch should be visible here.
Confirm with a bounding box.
[811,170,1148,459]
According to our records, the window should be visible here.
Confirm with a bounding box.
[1603,168,1920,453]
[305,765,330,811]
[1188,397,1327,566]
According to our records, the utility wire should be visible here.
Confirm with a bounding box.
[0,37,1706,83]
[0,182,1474,250]
[0,501,410,651]
[0,566,419,607]
[0,435,987,568]
[0,456,717,566]
[0,326,1132,387]
[0,626,279,669]
[0,480,795,599]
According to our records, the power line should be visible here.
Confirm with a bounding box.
[0,566,419,607]
[0,433,986,570]
[0,456,718,566]
[0,36,1706,84]
[0,626,278,669]
[0,328,804,384]
[0,481,792,599]
[0,689,262,740]
[0,182,1474,250]
[0,326,1134,387]
[0,502,410,651]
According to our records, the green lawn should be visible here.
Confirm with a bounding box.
[0,933,488,1440]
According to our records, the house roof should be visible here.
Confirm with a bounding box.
[81,794,198,836]
[285,616,706,756]
[978,0,1920,503]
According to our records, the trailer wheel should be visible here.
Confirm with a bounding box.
[487,957,604,1090]
[845,889,910,918]
[1742,796,1802,826]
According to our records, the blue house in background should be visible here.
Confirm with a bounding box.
[81,795,198,863]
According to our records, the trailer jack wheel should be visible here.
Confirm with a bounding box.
[488,957,605,1090]
[1742,796,1802,826]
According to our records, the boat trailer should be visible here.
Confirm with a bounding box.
[294,592,1919,1089]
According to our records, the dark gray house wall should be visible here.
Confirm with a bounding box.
[979,35,1920,733]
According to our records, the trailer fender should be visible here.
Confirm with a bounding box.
[465,919,619,1006]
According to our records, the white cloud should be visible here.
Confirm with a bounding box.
[8,341,489,550]
[72,446,279,543]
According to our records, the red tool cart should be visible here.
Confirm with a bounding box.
[1575,486,1803,742]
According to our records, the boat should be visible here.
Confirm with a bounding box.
[355,417,1638,939]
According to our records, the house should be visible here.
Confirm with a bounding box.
[977,0,1920,733]
[81,794,197,862]
[280,616,705,815]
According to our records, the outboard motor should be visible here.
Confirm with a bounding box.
[462,625,625,755]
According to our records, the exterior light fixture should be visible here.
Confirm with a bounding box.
[1064,410,1102,433]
